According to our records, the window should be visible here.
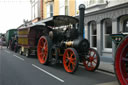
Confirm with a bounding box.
[89,0,96,5]
[119,16,128,32]
[32,3,38,20]
[98,0,104,3]
[50,4,53,17]
[32,6,35,19]
[47,3,53,18]
[65,0,68,15]
[90,21,97,48]
[59,0,65,15]
[89,0,105,5]
[35,4,38,18]
[103,19,112,50]
[31,0,35,3]
[123,19,128,32]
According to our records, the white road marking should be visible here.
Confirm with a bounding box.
[32,64,64,83]
[4,50,10,54]
[13,55,24,61]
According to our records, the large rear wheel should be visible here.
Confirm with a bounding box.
[83,48,100,72]
[114,36,128,85]
[37,36,52,65]
[63,48,79,74]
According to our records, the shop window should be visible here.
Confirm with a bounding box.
[90,21,97,48]
[103,19,112,50]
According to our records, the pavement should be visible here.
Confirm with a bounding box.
[98,57,114,74]
[98,61,114,74]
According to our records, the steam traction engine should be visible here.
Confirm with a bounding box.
[111,33,128,85]
[37,4,100,73]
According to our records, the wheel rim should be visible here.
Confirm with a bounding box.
[83,48,98,71]
[63,49,77,73]
[115,37,128,85]
[37,37,48,64]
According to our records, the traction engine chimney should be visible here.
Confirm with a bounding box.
[79,4,85,39]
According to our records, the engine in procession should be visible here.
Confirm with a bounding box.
[48,4,90,56]
[36,4,100,73]
[48,23,90,56]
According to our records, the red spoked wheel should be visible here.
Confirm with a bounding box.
[63,48,79,73]
[83,48,100,72]
[115,36,128,85]
[37,36,52,65]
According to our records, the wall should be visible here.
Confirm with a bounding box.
[53,0,59,16]
[86,0,128,13]
[43,0,47,19]
[69,0,75,16]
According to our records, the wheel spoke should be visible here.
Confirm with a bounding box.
[66,52,70,58]
[40,40,44,46]
[71,57,76,61]
[44,42,47,47]
[87,61,89,66]
[65,59,69,63]
[39,52,43,56]
[45,46,48,51]
[71,60,76,65]
[90,62,94,68]
[88,50,91,55]
[72,64,75,70]
[70,53,73,58]
[94,57,97,60]
[93,60,97,64]
[43,54,46,59]
[122,57,128,62]
[92,52,96,57]
[68,62,71,69]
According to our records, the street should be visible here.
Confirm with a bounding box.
[0,47,119,85]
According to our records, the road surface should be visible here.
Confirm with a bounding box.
[0,47,119,85]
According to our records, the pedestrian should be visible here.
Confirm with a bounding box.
[0,37,3,49]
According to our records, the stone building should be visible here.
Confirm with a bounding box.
[84,0,128,60]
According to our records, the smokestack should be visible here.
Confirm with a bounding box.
[79,4,85,39]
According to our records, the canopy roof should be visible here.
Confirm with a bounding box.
[40,15,79,27]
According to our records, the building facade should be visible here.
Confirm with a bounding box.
[84,0,128,60]
[43,0,77,18]
[30,0,43,22]
[30,0,88,20]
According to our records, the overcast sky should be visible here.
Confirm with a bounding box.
[0,0,31,33]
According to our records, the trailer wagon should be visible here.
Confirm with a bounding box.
[18,24,52,57]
